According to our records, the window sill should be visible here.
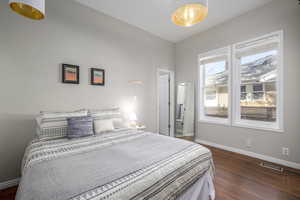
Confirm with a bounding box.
[232,121,283,133]
[198,117,231,126]
[198,118,283,133]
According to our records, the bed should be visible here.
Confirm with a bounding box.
[16,128,215,200]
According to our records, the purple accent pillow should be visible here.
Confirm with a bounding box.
[67,116,94,139]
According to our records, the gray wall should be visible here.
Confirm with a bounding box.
[175,0,300,164]
[0,0,175,182]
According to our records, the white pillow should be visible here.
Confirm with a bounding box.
[112,118,128,129]
[36,109,88,140]
[89,108,121,119]
[39,109,88,119]
[94,119,114,134]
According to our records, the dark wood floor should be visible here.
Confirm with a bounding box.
[210,146,300,200]
[0,186,17,200]
[1,145,299,200]
[175,136,194,141]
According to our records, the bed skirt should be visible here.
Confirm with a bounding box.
[178,169,215,200]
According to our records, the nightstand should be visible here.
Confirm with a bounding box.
[136,125,146,131]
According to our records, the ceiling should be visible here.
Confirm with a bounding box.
[74,0,273,43]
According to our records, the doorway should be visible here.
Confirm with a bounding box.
[157,69,174,137]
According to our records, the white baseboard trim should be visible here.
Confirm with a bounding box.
[196,139,300,170]
[0,178,19,190]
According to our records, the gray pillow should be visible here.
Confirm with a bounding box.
[67,116,94,139]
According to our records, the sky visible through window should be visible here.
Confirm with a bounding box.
[241,50,277,65]
[205,60,226,76]
[204,50,277,77]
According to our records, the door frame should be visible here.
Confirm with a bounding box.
[157,68,175,137]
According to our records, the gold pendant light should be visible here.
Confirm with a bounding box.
[172,0,208,27]
[9,0,45,20]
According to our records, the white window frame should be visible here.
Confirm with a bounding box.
[197,31,284,132]
[232,31,284,132]
[198,46,231,125]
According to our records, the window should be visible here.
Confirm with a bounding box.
[199,47,231,124]
[198,31,283,132]
[233,31,283,131]
[240,85,247,100]
[252,84,264,100]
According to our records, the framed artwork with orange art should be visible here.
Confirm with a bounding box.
[91,68,105,86]
[62,64,79,84]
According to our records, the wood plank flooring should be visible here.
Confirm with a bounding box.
[175,136,194,141]
[1,144,299,200]
[0,186,17,200]
[210,146,300,200]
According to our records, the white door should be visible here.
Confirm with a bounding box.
[159,74,170,136]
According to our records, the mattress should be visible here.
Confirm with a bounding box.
[16,129,215,200]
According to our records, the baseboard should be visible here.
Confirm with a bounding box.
[0,178,19,190]
[196,139,300,170]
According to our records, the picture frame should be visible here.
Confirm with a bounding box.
[62,64,79,84]
[91,68,105,86]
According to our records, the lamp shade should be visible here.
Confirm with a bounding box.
[172,0,208,27]
[9,0,45,20]
[129,113,137,122]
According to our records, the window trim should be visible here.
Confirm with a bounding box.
[197,31,284,132]
[232,31,284,132]
[198,46,231,125]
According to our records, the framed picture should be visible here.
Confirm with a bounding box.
[91,68,105,86]
[62,64,79,84]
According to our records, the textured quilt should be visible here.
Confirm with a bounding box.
[16,129,214,200]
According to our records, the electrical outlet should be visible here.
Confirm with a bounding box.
[246,139,252,148]
[282,147,289,156]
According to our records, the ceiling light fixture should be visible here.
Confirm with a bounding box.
[172,0,208,27]
[9,0,45,20]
